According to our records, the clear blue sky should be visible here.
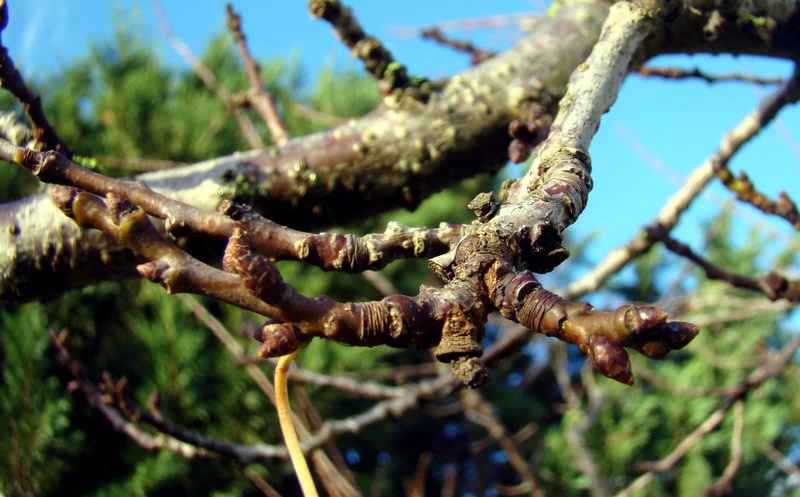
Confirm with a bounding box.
[6,1,799,293]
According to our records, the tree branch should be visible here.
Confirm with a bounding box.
[152,0,264,149]
[613,329,800,497]
[565,63,800,300]
[3,0,799,302]
[225,3,291,146]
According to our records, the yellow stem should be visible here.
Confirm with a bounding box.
[275,343,319,497]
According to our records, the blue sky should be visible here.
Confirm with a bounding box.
[6,1,800,292]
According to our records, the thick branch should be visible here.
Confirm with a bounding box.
[4,0,800,302]
[1,0,608,302]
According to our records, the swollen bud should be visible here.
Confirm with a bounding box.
[588,335,633,385]
[624,305,668,336]
[255,322,303,357]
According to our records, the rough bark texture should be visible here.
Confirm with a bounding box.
[1,0,799,304]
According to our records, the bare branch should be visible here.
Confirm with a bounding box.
[420,27,494,65]
[308,0,428,99]
[225,4,290,146]
[614,330,800,497]
[566,64,800,300]
[661,235,800,302]
[461,388,545,497]
[49,329,219,460]
[702,400,744,497]
[715,165,800,230]
[637,66,784,85]
[152,0,264,148]
[0,3,71,155]
[552,343,609,497]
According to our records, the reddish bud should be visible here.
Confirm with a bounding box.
[589,335,633,385]
[255,322,303,357]
[624,305,668,336]
[508,139,532,164]
[659,321,699,350]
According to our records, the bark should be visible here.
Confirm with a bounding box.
[1,0,799,303]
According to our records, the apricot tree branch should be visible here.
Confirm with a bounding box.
[565,63,800,300]
[222,0,701,387]
[714,165,800,230]
[2,141,465,272]
[637,66,784,85]
[9,0,799,302]
[226,3,290,146]
[152,0,264,148]
[0,2,71,154]
[661,235,800,302]
[308,0,428,99]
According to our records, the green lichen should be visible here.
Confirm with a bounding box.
[218,171,261,204]
[72,155,116,176]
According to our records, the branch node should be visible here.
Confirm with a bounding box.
[467,191,498,223]
[255,322,306,357]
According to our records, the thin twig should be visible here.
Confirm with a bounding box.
[389,13,537,39]
[461,388,545,497]
[420,27,494,65]
[152,0,264,148]
[49,329,218,460]
[614,331,800,497]
[286,366,404,400]
[0,3,71,155]
[714,166,800,230]
[288,101,347,127]
[754,437,800,480]
[243,468,285,497]
[661,235,800,302]
[637,66,785,85]
[702,400,744,496]
[308,0,428,99]
[225,4,290,145]
[552,343,609,497]
[565,64,800,300]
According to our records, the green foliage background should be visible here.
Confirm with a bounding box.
[1,25,799,497]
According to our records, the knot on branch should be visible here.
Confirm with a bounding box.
[468,191,498,223]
